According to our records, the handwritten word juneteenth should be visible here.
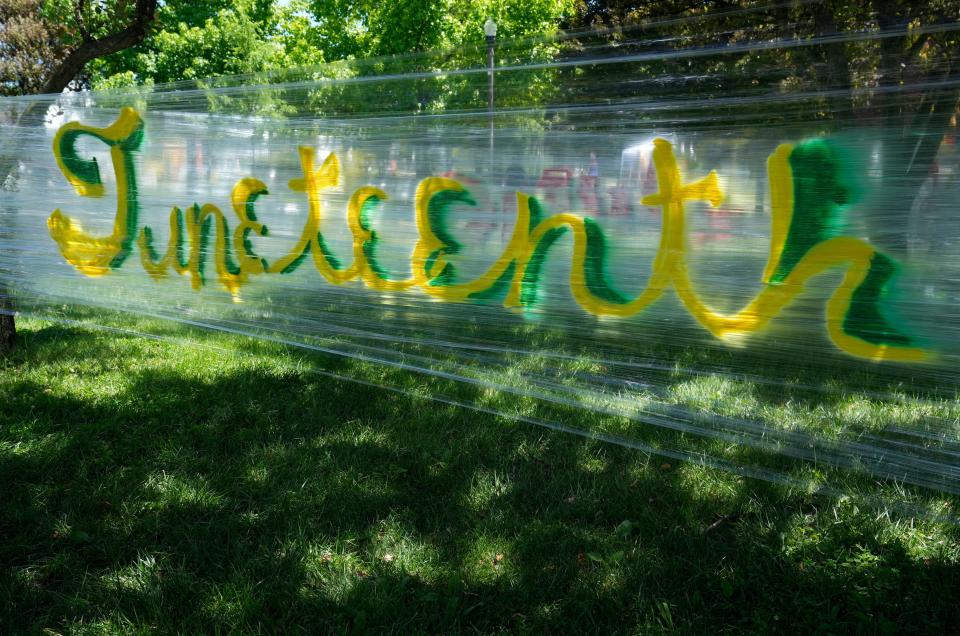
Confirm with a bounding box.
[47,107,925,362]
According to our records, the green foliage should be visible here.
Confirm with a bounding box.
[306,0,574,59]
[557,0,958,122]
[0,0,154,95]
[89,0,300,87]
[88,0,575,93]
[147,11,279,82]
[272,0,329,68]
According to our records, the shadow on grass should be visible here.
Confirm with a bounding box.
[1,322,959,633]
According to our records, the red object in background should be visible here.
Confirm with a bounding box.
[536,168,573,210]
[537,168,572,188]
[439,170,497,236]
[578,175,599,214]
[607,186,634,216]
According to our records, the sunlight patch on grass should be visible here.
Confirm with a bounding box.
[299,541,369,603]
[463,469,514,514]
[463,535,517,585]
[576,450,609,475]
[677,462,743,506]
[369,516,443,579]
[141,472,226,512]
[105,553,165,598]
[668,375,761,419]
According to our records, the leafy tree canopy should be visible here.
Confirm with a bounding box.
[0,0,157,95]
[87,0,575,89]
[89,0,297,87]
[305,0,574,59]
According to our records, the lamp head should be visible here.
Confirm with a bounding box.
[484,18,497,39]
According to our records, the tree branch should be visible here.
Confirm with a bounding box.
[40,0,157,94]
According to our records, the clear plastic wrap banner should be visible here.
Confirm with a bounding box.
[2,16,959,500]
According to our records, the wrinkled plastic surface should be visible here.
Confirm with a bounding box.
[2,13,959,500]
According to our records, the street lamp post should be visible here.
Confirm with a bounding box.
[484,18,497,115]
[484,18,499,232]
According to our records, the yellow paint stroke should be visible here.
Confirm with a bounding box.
[413,178,537,302]
[640,139,926,362]
[138,202,244,297]
[348,186,416,292]
[231,177,270,277]
[48,107,143,275]
[268,147,363,283]
[48,109,930,361]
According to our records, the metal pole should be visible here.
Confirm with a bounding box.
[486,31,497,233]
[487,33,495,179]
[487,35,495,115]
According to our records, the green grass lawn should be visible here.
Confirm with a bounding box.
[2,315,960,634]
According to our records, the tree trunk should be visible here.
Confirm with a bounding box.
[0,102,45,356]
[40,0,158,94]
[0,311,13,354]
[0,0,158,355]
[878,86,958,255]
[867,0,959,255]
